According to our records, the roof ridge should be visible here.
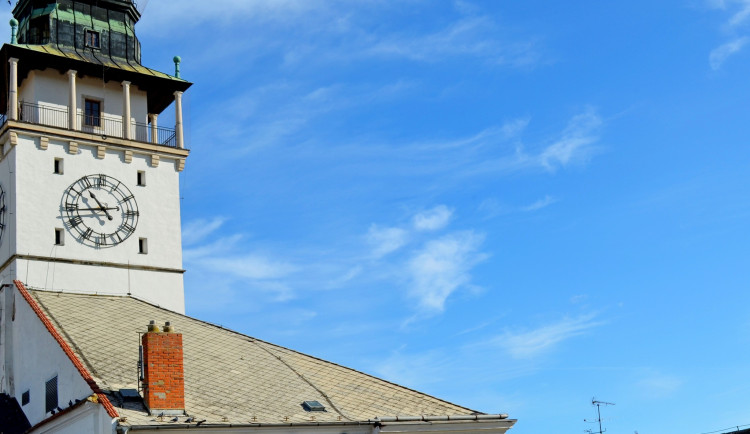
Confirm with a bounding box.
[14,281,119,418]
[26,289,480,415]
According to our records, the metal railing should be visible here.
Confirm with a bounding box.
[133,121,177,147]
[12,102,178,148]
[20,102,69,129]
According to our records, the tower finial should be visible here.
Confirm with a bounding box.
[173,56,181,78]
[9,18,18,45]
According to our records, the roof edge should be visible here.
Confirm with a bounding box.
[13,280,119,418]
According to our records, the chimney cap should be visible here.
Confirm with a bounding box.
[147,320,160,333]
[163,321,175,333]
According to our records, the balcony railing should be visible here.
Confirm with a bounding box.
[12,102,178,148]
[20,102,68,129]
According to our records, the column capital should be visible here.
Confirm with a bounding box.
[8,57,18,65]
[67,69,77,76]
[174,90,183,97]
[121,80,131,87]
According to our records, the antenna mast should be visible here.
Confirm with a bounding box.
[584,398,615,434]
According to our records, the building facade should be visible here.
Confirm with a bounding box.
[0,2,517,433]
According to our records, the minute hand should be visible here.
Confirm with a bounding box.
[88,191,113,221]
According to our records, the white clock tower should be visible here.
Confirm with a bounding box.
[0,0,191,312]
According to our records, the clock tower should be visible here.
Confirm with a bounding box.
[0,0,191,312]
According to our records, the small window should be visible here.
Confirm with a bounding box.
[54,158,63,174]
[55,229,64,246]
[138,238,148,254]
[137,170,146,186]
[45,376,58,414]
[21,390,29,406]
[85,30,100,49]
[84,99,101,127]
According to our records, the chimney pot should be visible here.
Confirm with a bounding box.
[147,320,160,333]
[163,321,175,333]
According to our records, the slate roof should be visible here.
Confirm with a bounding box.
[27,289,488,427]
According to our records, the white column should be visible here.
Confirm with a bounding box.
[8,58,18,121]
[174,91,184,149]
[67,70,77,130]
[122,81,131,140]
[149,113,158,144]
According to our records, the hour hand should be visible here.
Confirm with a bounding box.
[88,191,113,221]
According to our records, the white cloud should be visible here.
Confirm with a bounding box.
[182,217,226,245]
[710,36,749,69]
[413,205,454,231]
[491,314,603,359]
[367,225,409,258]
[407,231,486,312]
[521,195,558,212]
[539,108,602,170]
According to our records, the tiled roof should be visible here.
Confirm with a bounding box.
[27,289,482,427]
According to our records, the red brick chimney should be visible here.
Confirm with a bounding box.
[142,320,185,415]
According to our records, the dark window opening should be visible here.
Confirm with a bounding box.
[85,30,100,49]
[54,158,63,174]
[138,238,148,254]
[55,229,64,246]
[137,171,145,186]
[45,376,57,414]
[21,390,29,406]
[28,16,50,45]
[84,99,101,127]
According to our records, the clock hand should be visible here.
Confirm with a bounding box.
[81,206,120,212]
[88,191,113,221]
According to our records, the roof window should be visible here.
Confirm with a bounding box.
[302,400,326,412]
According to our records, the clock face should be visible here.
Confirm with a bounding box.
[62,174,139,247]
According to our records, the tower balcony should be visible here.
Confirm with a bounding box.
[12,102,178,148]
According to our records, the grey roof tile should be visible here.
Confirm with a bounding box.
[29,290,478,426]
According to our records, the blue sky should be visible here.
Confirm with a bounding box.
[13,1,750,432]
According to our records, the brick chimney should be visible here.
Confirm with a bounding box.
[142,320,185,415]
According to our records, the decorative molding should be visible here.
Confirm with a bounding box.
[150,154,160,167]
[9,131,17,147]
[39,136,49,150]
[68,140,78,154]
[0,254,186,275]
[97,145,106,159]
[124,149,133,163]
[176,158,185,172]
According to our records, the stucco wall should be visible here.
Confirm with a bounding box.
[1,285,92,426]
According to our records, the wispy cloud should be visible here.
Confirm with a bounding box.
[408,231,487,312]
[708,0,750,69]
[182,217,227,245]
[635,371,683,398]
[521,195,558,212]
[539,108,602,170]
[413,205,454,231]
[367,225,409,258]
[710,36,749,69]
[480,314,604,359]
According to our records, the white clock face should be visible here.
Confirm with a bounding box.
[62,174,139,247]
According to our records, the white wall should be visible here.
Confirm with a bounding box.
[19,69,151,137]
[31,401,115,434]
[0,284,93,426]
[0,129,186,312]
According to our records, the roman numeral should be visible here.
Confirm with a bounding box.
[121,223,135,234]
[96,174,106,188]
[120,194,134,203]
[69,216,83,227]
[98,233,108,246]
[125,210,139,217]
[114,232,123,243]
[65,202,78,211]
[81,177,92,188]
[82,228,93,240]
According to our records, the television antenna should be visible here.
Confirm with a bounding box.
[584,398,615,434]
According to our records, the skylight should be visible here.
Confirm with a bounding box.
[302,400,326,412]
